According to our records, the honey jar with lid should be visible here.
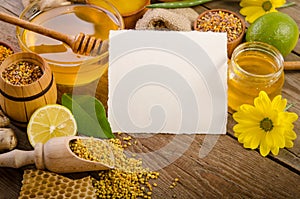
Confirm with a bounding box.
[228,41,284,112]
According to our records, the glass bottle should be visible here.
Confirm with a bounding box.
[228,41,284,112]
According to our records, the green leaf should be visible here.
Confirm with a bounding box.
[61,94,114,139]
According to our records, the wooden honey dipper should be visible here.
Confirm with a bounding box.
[0,136,114,173]
[284,61,300,70]
[0,11,106,56]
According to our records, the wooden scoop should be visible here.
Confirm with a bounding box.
[0,136,114,173]
[0,11,107,56]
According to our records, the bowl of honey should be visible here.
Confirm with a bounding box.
[17,1,124,86]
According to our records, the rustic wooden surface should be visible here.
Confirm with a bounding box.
[0,0,299,198]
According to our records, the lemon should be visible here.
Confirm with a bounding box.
[27,104,77,147]
[246,12,299,57]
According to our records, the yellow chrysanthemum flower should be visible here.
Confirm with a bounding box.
[233,91,298,157]
[239,0,286,23]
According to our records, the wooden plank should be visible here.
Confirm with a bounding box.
[227,69,300,171]
[0,168,23,198]
[281,71,300,159]
[0,0,24,15]
[2,0,298,170]
[194,1,300,172]
[0,0,299,198]
[1,134,299,199]
[0,19,21,52]
[226,63,300,172]
[121,134,300,198]
[227,114,300,173]
[285,52,300,61]
[0,0,23,51]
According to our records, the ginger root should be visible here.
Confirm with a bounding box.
[0,110,10,127]
[0,128,17,152]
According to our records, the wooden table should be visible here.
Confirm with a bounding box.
[0,0,299,198]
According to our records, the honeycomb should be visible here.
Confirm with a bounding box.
[19,169,97,199]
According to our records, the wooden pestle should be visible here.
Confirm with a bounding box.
[0,136,113,173]
[0,11,104,56]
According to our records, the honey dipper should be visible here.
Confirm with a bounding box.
[0,11,106,56]
[0,136,114,173]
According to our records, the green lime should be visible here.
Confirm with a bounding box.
[246,12,299,57]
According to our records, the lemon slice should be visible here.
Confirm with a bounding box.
[27,104,77,147]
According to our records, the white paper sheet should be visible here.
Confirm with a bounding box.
[108,30,227,134]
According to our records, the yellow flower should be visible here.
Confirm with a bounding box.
[233,91,298,157]
[239,0,286,23]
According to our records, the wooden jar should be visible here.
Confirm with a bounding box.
[0,52,57,126]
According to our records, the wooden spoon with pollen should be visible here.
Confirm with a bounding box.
[0,11,106,56]
[0,136,114,173]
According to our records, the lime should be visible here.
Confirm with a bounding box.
[27,104,77,147]
[246,12,299,57]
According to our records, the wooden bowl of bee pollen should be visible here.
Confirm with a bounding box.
[0,41,14,65]
[0,52,57,126]
[194,9,246,58]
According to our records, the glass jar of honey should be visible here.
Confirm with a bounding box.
[17,1,124,86]
[228,41,284,112]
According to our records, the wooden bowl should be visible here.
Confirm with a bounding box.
[194,9,246,58]
[0,41,14,65]
[0,41,14,52]
[0,52,57,126]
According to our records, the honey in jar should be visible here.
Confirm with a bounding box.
[17,3,123,86]
[228,41,284,112]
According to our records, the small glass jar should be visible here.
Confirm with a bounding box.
[228,41,284,112]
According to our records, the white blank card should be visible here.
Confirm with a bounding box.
[108,30,227,134]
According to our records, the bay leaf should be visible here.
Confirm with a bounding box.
[61,94,114,138]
